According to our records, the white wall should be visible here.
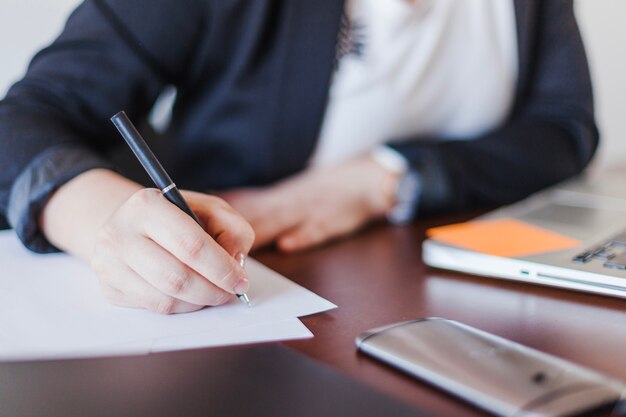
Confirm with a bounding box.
[1,1,624,169]
[576,1,626,170]
[0,0,82,97]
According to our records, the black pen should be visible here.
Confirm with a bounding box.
[110,111,251,307]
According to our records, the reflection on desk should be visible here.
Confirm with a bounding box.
[0,344,428,417]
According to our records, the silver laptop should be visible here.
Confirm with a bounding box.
[423,170,626,298]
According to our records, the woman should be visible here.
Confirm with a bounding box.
[0,0,597,312]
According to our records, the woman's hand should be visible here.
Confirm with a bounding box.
[91,189,254,313]
[40,169,254,314]
[220,155,399,252]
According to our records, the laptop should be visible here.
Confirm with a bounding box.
[423,170,626,298]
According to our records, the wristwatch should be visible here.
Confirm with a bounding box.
[370,146,421,225]
[387,170,421,224]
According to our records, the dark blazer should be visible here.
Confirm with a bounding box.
[0,0,597,252]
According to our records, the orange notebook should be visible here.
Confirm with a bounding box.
[426,218,581,258]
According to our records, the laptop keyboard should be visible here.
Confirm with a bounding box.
[572,231,626,270]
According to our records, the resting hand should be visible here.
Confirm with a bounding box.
[220,155,399,252]
[91,189,254,314]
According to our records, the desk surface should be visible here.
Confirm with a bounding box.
[1,343,427,417]
[255,213,626,417]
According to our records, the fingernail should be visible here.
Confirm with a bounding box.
[236,252,247,269]
[234,278,249,294]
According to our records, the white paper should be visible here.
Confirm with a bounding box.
[151,318,313,352]
[0,231,334,361]
[2,318,312,361]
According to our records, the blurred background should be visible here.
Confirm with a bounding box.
[1,0,624,170]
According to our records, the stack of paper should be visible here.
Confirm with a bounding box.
[0,231,336,361]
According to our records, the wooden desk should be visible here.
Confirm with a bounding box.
[255,214,626,417]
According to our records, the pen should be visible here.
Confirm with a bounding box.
[110,110,251,307]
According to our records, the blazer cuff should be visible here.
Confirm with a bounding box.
[386,143,453,216]
[7,145,116,253]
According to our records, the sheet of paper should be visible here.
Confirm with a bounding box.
[2,318,312,361]
[426,218,581,258]
[151,318,313,352]
[0,231,334,361]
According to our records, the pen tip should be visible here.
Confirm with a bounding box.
[237,293,251,307]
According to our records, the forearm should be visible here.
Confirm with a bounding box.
[0,0,206,253]
[389,119,596,216]
[40,169,142,261]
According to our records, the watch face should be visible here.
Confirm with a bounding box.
[388,171,420,224]
[397,171,420,201]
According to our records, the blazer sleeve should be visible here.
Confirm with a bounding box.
[0,0,207,252]
[387,0,598,217]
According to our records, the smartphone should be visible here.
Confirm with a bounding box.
[356,318,626,417]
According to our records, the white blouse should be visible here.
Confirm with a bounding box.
[309,0,518,168]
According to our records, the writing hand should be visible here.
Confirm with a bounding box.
[92,189,254,314]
